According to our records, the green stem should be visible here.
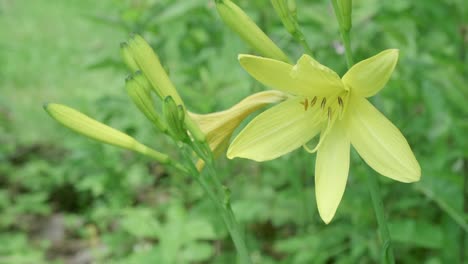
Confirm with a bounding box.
[203,162,252,264]
[296,32,314,57]
[340,29,354,67]
[366,170,396,264]
[180,147,252,264]
[334,2,395,260]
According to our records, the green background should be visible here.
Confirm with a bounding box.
[0,0,466,263]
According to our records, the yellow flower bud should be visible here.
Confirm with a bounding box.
[44,103,169,163]
[333,0,352,32]
[215,0,290,63]
[125,73,167,133]
[120,42,139,72]
[271,0,296,34]
[126,35,184,106]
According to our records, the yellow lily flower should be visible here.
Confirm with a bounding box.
[227,49,421,223]
[190,90,288,170]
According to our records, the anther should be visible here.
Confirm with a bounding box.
[327,107,332,121]
[321,98,327,109]
[338,96,343,107]
[300,98,309,111]
[338,96,344,119]
[310,96,317,107]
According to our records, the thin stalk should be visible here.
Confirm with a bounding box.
[340,29,354,67]
[203,162,252,264]
[296,33,314,57]
[462,159,468,263]
[333,2,395,260]
[180,147,252,264]
[366,168,396,264]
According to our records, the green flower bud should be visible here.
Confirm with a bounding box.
[125,73,167,133]
[44,103,169,163]
[287,0,297,19]
[163,96,188,142]
[333,0,352,32]
[120,42,139,72]
[126,35,184,106]
[271,0,295,34]
[215,0,289,63]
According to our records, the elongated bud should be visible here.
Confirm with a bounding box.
[44,103,169,163]
[120,42,139,72]
[126,35,184,106]
[332,0,352,32]
[287,0,297,19]
[163,96,188,142]
[271,0,295,34]
[125,73,167,132]
[215,0,290,63]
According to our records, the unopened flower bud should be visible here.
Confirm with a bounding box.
[333,0,352,32]
[120,42,139,72]
[215,0,289,63]
[126,35,184,106]
[163,96,188,142]
[44,103,169,163]
[271,0,296,34]
[125,73,167,132]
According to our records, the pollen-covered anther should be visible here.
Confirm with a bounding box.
[321,98,327,110]
[310,96,317,107]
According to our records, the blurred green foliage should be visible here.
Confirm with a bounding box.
[0,0,467,263]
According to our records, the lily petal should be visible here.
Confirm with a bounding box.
[291,54,345,96]
[239,54,344,97]
[227,97,322,161]
[190,90,287,157]
[238,54,302,95]
[315,120,350,224]
[348,96,421,182]
[342,49,399,97]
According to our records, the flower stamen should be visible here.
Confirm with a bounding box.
[300,98,309,111]
[310,96,317,107]
[321,98,327,110]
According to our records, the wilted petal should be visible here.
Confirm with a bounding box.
[227,97,322,161]
[291,54,345,96]
[348,96,421,182]
[342,49,399,97]
[315,120,350,224]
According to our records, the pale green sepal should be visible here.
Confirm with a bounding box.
[125,73,167,133]
[216,0,289,63]
[342,49,399,97]
[44,103,169,163]
[127,35,184,106]
[315,120,350,224]
[291,54,345,96]
[227,97,322,161]
[347,96,421,182]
